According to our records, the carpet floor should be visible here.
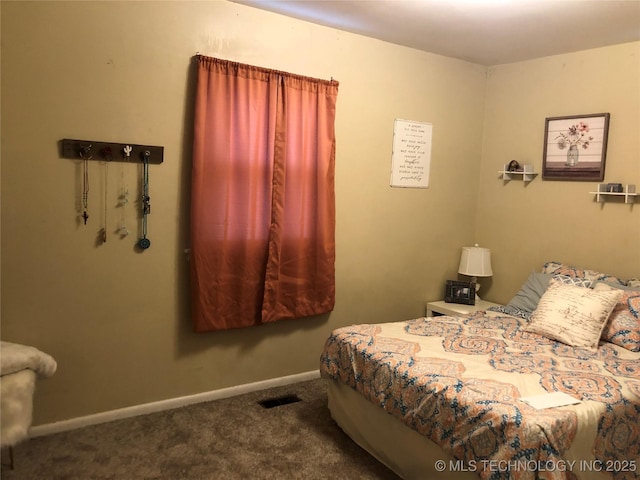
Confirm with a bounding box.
[1,378,401,480]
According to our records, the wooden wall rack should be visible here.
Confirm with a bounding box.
[61,138,164,164]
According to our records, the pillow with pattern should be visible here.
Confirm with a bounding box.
[541,261,627,287]
[594,282,640,352]
[525,279,622,349]
[492,272,593,320]
[628,278,640,288]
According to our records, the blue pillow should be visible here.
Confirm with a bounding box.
[507,272,553,313]
[505,272,592,317]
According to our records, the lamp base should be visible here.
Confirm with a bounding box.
[472,278,483,302]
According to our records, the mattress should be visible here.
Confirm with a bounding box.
[320,311,640,480]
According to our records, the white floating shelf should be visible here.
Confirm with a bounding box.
[498,164,537,183]
[589,184,637,204]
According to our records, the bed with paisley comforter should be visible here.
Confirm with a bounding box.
[319,262,640,480]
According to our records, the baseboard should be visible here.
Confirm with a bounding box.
[30,369,321,438]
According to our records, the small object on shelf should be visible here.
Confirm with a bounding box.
[589,184,637,204]
[499,164,537,182]
[507,160,521,172]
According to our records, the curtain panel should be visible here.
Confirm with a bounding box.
[190,56,339,332]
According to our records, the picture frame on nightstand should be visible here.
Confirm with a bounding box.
[444,280,475,305]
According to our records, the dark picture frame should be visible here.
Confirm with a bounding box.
[542,113,610,181]
[445,280,475,305]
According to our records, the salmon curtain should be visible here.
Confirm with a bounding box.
[190,56,339,332]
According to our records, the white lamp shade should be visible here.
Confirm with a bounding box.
[458,246,493,277]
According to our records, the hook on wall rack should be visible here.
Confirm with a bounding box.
[60,138,164,164]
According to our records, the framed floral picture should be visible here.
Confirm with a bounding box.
[542,113,610,181]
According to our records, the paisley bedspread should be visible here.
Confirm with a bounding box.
[319,311,640,480]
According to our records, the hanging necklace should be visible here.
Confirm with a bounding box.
[119,146,132,238]
[99,147,112,243]
[137,150,151,250]
[80,144,92,225]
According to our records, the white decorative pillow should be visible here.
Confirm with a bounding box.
[500,273,592,319]
[525,279,623,349]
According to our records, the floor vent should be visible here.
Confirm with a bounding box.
[258,394,302,409]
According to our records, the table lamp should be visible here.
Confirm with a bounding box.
[458,244,493,300]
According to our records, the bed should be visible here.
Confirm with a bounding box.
[320,262,640,480]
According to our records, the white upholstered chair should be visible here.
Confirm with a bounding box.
[0,342,57,469]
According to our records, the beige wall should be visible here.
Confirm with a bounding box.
[478,43,640,304]
[1,1,486,424]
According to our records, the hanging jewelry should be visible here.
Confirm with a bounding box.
[99,147,112,244]
[79,144,92,225]
[118,146,132,238]
[137,150,151,250]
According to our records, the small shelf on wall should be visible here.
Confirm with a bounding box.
[498,164,537,183]
[589,184,637,204]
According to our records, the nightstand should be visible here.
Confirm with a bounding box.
[425,299,501,317]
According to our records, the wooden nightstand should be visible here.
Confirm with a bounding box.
[425,299,501,317]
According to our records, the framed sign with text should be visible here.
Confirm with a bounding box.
[390,119,432,188]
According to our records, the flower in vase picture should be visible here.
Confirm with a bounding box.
[542,113,609,181]
[555,122,593,166]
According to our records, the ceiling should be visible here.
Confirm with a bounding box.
[231,0,640,65]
